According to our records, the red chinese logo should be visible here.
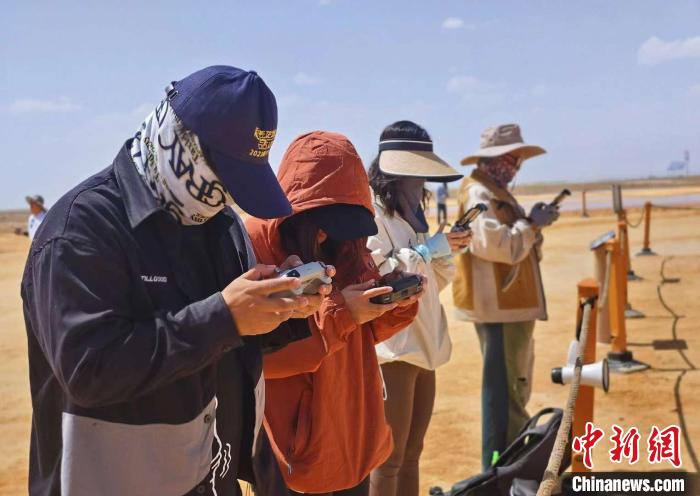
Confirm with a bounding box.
[572,421,605,469]
[573,423,683,469]
[609,425,640,464]
[647,425,682,468]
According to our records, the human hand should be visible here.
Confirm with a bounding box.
[341,280,398,325]
[221,264,311,336]
[277,255,336,318]
[528,202,560,228]
[446,230,472,252]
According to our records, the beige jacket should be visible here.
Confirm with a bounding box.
[368,201,455,370]
[452,169,547,323]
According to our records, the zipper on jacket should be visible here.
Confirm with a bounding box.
[285,448,293,475]
[376,357,388,400]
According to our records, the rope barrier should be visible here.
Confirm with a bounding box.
[656,257,700,473]
[652,204,700,212]
[536,300,595,496]
[625,210,644,228]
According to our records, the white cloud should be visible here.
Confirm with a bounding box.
[637,35,700,65]
[293,72,323,86]
[442,17,465,30]
[689,83,700,96]
[9,96,81,114]
[447,75,505,105]
[319,0,332,5]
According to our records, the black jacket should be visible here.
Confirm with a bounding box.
[21,142,295,496]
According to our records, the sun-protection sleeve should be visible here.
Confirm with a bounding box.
[369,300,419,344]
[262,289,358,379]
[430,256,457,292]
[466,184,538,265]
[23,236,243,409]
[368,214,430,276]
[534,230,544,262]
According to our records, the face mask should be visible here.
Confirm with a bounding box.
[480,154,521,189]
[396,177,429,233]
[130,99,233,225]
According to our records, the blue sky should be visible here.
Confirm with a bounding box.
[2,0,699,209]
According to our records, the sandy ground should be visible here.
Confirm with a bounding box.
[1,198,699,495]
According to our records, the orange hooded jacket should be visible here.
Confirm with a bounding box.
[245,131,418,493]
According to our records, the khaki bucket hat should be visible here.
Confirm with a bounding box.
[378,138,463,182]
[460,123,546,166]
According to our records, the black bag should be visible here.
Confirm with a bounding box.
[429,408,570,496]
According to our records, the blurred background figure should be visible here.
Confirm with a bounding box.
[436,182,448,225]
[14,195,47,240]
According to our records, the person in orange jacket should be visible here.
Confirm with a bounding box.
[246,131,422,496]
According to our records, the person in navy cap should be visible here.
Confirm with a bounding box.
[21,66,333,496]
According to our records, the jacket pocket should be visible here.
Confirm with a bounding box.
[493,254,539,310]
[291,388,313,457]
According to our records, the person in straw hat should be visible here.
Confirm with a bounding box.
[366,120,470,496]
[452,123,560,471]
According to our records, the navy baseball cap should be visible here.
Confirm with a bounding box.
[167,65,291,219]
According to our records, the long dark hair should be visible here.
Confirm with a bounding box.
[279,208,366,277]
[368,120,431,218]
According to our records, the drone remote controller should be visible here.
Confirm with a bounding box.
[271,261,332,298]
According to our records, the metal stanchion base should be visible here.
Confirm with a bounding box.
[627,270,643,281]
[625,303,645,319]
[608,351,650,374]
[636,248,657,256]
[625,308,646,319]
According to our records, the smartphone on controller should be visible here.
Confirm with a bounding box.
[451,203,488,232]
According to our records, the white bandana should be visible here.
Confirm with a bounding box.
[130,99,233,225]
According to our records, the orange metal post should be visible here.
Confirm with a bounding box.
[637,202,656,256]
[617,212,630,274]
[618,210,642,282]
[571,278,599,472]
[606,238,649,372]
[606,239,627,354]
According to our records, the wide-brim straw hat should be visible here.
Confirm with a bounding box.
[460,123,546,165]
[379,139,463,183]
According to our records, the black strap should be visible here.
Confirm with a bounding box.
[378,139,433,152]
